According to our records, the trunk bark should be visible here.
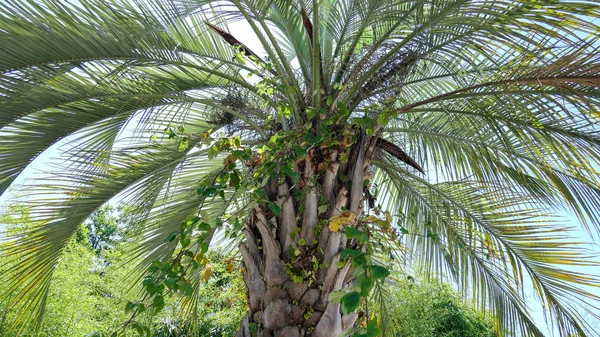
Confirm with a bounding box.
[236,134,369,337]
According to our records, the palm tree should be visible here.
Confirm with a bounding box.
[2,0,600,336]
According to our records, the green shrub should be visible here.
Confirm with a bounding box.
[390,277,496,337]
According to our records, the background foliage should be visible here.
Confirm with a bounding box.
[0,205,493,337]
[389,276,496,337]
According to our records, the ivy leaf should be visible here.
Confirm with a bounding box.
[229,171,241,188]
[376,113,390,126]
[352,254,367,268]
[184,284,194,297]
[268,202,281,216]
[328,289,346,304]
[360,277,374,296]
[294,146,307,158]
[177,138,189,152]
[340,292,361,315]
[197,222,211,231]
[235,50,246,64]
[165,231,178,242]
[181,234,191,248]
[232,136,241,148]
[152,295,165,312]
[164,278,177,290]
[371,265,390,279]
[125,301,137,313]
[252,190,268,202]
[318,204,328,214]
[283,167,301,185]
[200,241,209,254]
[277,103,291,119]
[143,280,157,295]
[341,248,362,259]
[148,261,161,273]
[344,227,361,239]
[367,319,382,336]
[208,146,218,160]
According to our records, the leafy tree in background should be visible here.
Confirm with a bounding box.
[2,1,600,336]
[79,205,138,255]
[388,276,495,337]
[0,206,136,337]
[1,205,247,337]
[150,250,248,337]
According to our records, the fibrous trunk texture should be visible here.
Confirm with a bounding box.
[236,133,373,337]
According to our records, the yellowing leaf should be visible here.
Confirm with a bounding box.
[328,212,356,232]
[385,210,392,224]
[366,214,391,230]
[346,212,356,222]
[365,215,379,222]
[225,259,235,273]
[201,265,212,282]
[329,220,342,232]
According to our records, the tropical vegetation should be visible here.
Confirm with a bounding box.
[0,206,493,337]
[2,0,600,336]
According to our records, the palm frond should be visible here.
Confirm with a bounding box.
[374,160,600,336]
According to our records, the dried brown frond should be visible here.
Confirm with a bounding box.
[376,137,424,174]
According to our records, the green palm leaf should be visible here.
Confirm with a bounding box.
[2,0,600,336]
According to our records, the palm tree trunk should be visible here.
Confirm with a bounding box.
[236,135,370,337]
